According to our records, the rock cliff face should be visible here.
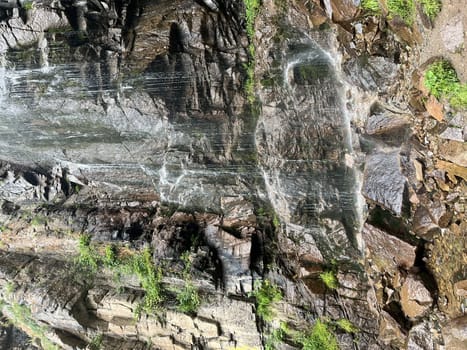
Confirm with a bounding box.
[0,1,466,350]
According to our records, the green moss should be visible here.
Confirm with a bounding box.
[265,321,289,350]
[319,271,338,290]
[420,0,441,20]
[424,60,467,109]
[298,320,339,350]
[22,1,34,10]
[250,279,282,321]
[387,0,415,25]
[335,319,359,334]
[450,84,467,108]
[360,0,381,14]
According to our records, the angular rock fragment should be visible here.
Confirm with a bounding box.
[363,223,416,273]
[400,275,433,319]
[363,151,407,215]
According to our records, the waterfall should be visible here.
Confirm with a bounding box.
[256,33,365,260]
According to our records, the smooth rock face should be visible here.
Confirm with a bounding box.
[400,275,433,319]
[362,151,407,215]
[440,14,465,53]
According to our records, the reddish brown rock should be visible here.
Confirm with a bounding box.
[363,223,416,273]
[425,96,444,121]
[400,275,433,319]
[330,0,359,23]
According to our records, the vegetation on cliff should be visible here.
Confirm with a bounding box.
[0,299,60,350]
[424,60,467,108]
[420,0,442,20]
[244,0,261,103]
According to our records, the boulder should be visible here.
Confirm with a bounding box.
[365,112,411,136]
[400,275,433,319]
[412,206,440,240]
[362,151,407,215]
[363,223,416,273]
[378,311,406,348]
[438,140,467,168]
[454,280,467,297]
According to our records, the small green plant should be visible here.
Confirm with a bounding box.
[4,282,15,296]
[245,0,260,40]
[387,0,415,25]
[298,320,339,350]
[89,333,103,350]
[76,234,99,273]
[175,251,200,313]
[360,0,381,14]
[244,0,261,104]
[22,1,34,10]
[319,271,338,290]
[103,244,118,267]
[128,248,163,315]
[176,282,200,313]
[420,0,441,20]
[1,301,60,350]
[335,319,359,334]
[251,279,282,321]
[265,321,289,350]
[424,60,467,108]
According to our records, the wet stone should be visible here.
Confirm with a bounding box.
[362,151,407,215]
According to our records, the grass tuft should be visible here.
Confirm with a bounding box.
[319,271,338,290]
[420,0,441,20]
[360,0,381,14]
[387,0,415,25]
[250,279,282,321]
[424,60,467,109]
[298,320,339,350]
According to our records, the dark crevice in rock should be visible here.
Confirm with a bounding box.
[367,205,419,246]
[54,328,88,349]
[413,244,439,303]
[383,300,412,332]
